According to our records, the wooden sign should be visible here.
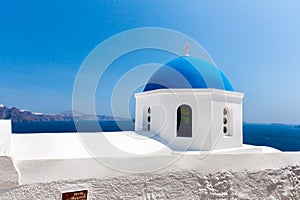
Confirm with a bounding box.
[62,189,88,200]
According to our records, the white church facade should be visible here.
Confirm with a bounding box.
[135,89,244,151]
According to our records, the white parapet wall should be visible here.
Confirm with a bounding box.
[1,119,277,161]
[0,120,12,156]
[0,119,171,160]
[10,131,172,160]
[11,133,93,160]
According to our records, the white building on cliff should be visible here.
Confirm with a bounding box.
[0,53,280,192]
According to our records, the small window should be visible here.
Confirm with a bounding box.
[223,126,228,134]
[223,107,232,136]
[143,106,151,131]
[223,108,228,115]
[177,105,192,137]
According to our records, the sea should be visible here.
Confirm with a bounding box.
[12,121,300,152]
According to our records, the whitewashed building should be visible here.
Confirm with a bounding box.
[135,55,244,151]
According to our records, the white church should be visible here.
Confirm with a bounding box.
[134,54,244,151]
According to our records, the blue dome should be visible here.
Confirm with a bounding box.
[144,56,234,92]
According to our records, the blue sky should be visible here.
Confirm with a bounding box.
[1,0,300,124]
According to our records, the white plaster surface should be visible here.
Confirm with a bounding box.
[1,153,300,199]
[0,120,11,156]
[10,131,172,160]
[3,120,300,199]
[10,131,277,161]
[135,89,244,151]
[12,152,300,184]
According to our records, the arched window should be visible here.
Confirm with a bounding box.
[177,104,192,137]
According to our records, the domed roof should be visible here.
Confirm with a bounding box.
[144,56,234,92]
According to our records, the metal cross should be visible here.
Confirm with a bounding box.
[184,42,190,56]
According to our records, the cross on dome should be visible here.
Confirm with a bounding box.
[184,42,190,56]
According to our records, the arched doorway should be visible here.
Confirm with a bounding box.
[177,104,192,137]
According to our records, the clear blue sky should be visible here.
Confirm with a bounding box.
[1,0,300,124]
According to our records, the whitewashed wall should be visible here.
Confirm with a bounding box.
[0,120,11,156]
[10,131,172,160]
[135,89,244,151]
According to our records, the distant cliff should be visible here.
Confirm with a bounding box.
[0,104,126,123]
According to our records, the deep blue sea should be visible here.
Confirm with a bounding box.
[12,121,300,152]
